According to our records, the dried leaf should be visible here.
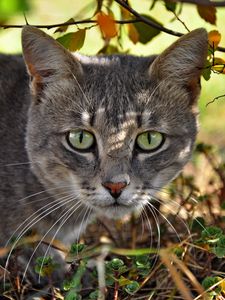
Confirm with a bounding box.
[197,5,217,25]
[128,23,139,44]
[97,12,117,39]
[212,57,225,74]
[57,29,86,51]
[134,14,162,44]
[120,6,131,19]
[208,30,221,49]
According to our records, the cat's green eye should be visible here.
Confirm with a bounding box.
[136,131,164,151]
[67,130,95,150]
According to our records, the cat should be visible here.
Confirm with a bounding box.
[0,26,207,270]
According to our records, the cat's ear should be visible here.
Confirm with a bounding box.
[22,25,83,96]
[149,28,208,103]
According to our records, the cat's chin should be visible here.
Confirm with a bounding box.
[93,203,142,219]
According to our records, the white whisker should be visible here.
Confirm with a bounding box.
[22,199,83,283]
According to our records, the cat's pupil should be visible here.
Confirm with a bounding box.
[79,131,84,144]
[147,132,151,144]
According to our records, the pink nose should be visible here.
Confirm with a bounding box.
[102,182,127,198]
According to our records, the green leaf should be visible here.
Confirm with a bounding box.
[201,226,223,243]
[124,281,140,294]
[57,29,86,51]
[108,258,124,270]
[202,65,212,81]
[69,243,86,254]
[34,256,59,277]
[65,291,82,300]
[134,15,162,44]
[213,236,225,258]
[202,276,222,293]
[98,44,120,54]
[89,290,99,299]
[165,0,177,12]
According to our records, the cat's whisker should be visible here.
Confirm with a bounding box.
[2,160,41,167]
[149,193,206,234]
[74,206,92,252]
[69,69,93,108]
[3,195,77,286]
[140,204,153,249]
[37,201,86,282]
[144,80,166,107]
[18,184,77,203]
[21,199,83,283]
[140,204,160,272]
[138,205,146,242]
[5,193,76,247]
[20,188,76,206]
[143,203,161,254]
[146,202,182,243]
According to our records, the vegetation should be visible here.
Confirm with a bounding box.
[0,0,224,299]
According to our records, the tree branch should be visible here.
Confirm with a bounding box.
[0,0,225,53]
[0,19,141,30]
[169,0,225,7]
[115,0,183,37]
[114,0,225,53]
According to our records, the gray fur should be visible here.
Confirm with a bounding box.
[0,27,208,248]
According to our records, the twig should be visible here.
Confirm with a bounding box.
[0,18,141,29]
[115,0,183,37]
[206,93,225,107]
[169,0,225,7]
[172,11,190,32]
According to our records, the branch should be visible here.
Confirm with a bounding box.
[114,0,225,53]
[169,0,225,6]
[115,0,182,37]
[0,19,140,30]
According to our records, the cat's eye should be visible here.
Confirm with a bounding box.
[136,131,164,151]
[66,130,95,151]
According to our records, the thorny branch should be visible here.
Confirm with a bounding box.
[0,0,225,52]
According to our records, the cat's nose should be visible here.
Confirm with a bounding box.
[102,181,128,199]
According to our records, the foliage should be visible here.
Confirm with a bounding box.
[0,1,225,299]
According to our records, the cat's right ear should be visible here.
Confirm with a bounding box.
[22,26,83,97]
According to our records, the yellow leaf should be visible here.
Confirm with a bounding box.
[212,57,225,74]
[120,6,131,19]
[197,5,217,25]
[208,30,221,49]
[97,12,117,39]
[221,278,225,291]
[128,23,139,44]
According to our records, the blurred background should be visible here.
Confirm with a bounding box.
[0,0,224,150]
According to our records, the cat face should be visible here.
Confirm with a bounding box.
[23,26,208,219]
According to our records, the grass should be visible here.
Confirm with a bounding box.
[1,142,224,299]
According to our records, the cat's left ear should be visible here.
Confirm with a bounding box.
[149,28,208,103]
[22,26,83,96]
